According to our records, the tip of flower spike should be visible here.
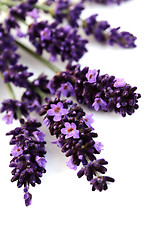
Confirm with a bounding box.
[23,187,32,207]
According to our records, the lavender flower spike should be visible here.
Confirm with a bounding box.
[7,119,47,206]
[40,98,114,191]
[48,64,141,117]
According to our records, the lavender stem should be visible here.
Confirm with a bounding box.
[15,40,60,73]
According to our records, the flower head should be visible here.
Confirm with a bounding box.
[61,122,80,139]
[47,102,68,121]
[7,119,46,206]
[41,98,114,192]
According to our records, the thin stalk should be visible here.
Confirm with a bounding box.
[0,0,55,16]
[5,82,16,100]
[15,40,60,74]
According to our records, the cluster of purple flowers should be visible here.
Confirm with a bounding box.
[83,14,136,47]
[7,119,47,206]
[0,24,19,72]
[0,0,140,206]
[46,64,141,117]
[40,98,114,191]
[0,24,33,88]
[28,21,88,62]
[1,99,29,124]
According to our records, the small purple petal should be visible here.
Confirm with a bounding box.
[33,131,45,142]
[11,146,23,157]
[114,78,126,88]
[66,157,77,171]
[83,113,94,128]
[86,69,98,83]
[94,142,104,153]
[2,111,14,124]
[35,156,47,168]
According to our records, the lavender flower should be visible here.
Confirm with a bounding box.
[48,64,141,117]
[47,102,68,121]
[66,156,77,171]
[86,69,98,83]
[2,111,14,124]
[0,24,19,72]
[83,14,136,48]
[114,78,126,88]
[40,98,114,191]
[61,122,80,139]
[94,142,104,153]
[58,82,75,97]
[11,145,23,157]
[92,98,107,111]
[7,119,47,206]
[1,99,29,121]
[83,114,94,128]
[28,21,88,62]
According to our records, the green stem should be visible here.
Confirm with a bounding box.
[5,83,21,119]
[5,82,16,100]
[15,40,60,74]
[0,0,55,16]
[0,0,19,7]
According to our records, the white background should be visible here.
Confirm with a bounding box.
[0,0,160,239]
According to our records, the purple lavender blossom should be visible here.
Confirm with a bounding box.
[40,27,51,41]
[0,24,19,72]
[28,21,88,62]
[94,142,104,153]
[27,9,39,21]
[35,156,47,168]
[61,122,80,139]
[7,119,47,206]
[86,69,98,83]
[11,145,23,157]
[24,187,32,206]
[2,111,14,124]
[59,82,75,97]
[114,78,126,88]
[48,64,141,117]
[66,156,77,170]
[83,114,94,128]
[40,98,114,192]
[33,131,45,142]
[1,99,29,120]
[47,102,68,121]
[43,118,50,126]
[92,98,107,111]
[83,14,136,48]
